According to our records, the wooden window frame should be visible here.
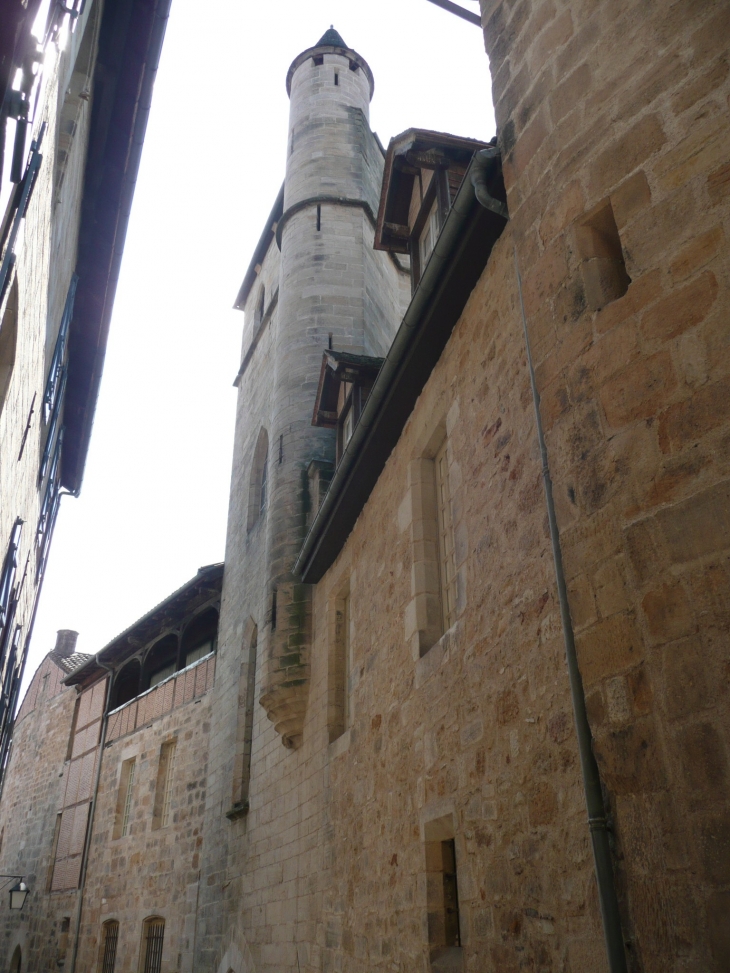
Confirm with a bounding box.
[409,168,450,289]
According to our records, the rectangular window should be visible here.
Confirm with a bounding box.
[114,758,136,839]
[425,816,461,967]
[153,742,176,830]
[141,918,164,973]
[328,582,351,743]
[160,743,176,828]
[435,439,457,632]
[99,920,119,973]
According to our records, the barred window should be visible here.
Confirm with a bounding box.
[141,917,164,973]
[98,920,119,973]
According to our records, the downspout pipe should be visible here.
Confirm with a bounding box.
[68,661,113,973]
[470,147,509,219]
[510,246,628,973]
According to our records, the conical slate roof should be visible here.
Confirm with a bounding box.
[315,26,348,49]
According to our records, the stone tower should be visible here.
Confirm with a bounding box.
[253,28,407,748]
[193,27,408,967]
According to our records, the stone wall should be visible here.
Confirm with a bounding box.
[479,0,730,968]
[0,655,80,970]
[0,0,99,764]
[74,657,215,973]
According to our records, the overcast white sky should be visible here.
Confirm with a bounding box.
[24,0,495,693]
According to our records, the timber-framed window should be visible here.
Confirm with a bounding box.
[312,351,383,466]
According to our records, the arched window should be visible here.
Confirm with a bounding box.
[110,659,141,709]
[98,920,119,973]
[141,635,178,691]
[247,428,269,530]
[140,917,165,973]
[0,279,19,418]
[180,607,218,668]
[9,945,21,973]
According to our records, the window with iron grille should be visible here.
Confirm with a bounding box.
[43,273,77,423]
[98,920,119,973]
[141,917,164,973]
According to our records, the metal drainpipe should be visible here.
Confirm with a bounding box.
[67,661,113,973]
[510,247,628,973]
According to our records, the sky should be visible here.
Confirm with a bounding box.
[23,0,496,693]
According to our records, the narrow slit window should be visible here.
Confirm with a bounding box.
[425,819,462,967]
[575,198,631,310]
[316,204,321,231]
[435,439,457,631]
[343,591,351,730]
[334,71,339,86]
[98,920,119,973]
[328,582,351,743]
[260,451,268,513]
[152,741,176,830]
[116,758,136,839]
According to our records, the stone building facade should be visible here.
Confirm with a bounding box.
[0,0,172,781]
[0,5,728,972]
[0,566,221,972]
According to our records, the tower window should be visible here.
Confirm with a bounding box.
[334,71,339,86]
[316,204,321,231]
[312,55,323,66]
[247,428,269,530]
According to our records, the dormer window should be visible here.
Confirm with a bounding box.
[312,350,384,465]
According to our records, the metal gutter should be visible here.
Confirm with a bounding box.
[295,152,507,582]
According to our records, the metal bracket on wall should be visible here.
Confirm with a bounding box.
[424,0,481,27]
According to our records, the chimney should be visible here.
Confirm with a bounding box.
[53,630,79,659]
